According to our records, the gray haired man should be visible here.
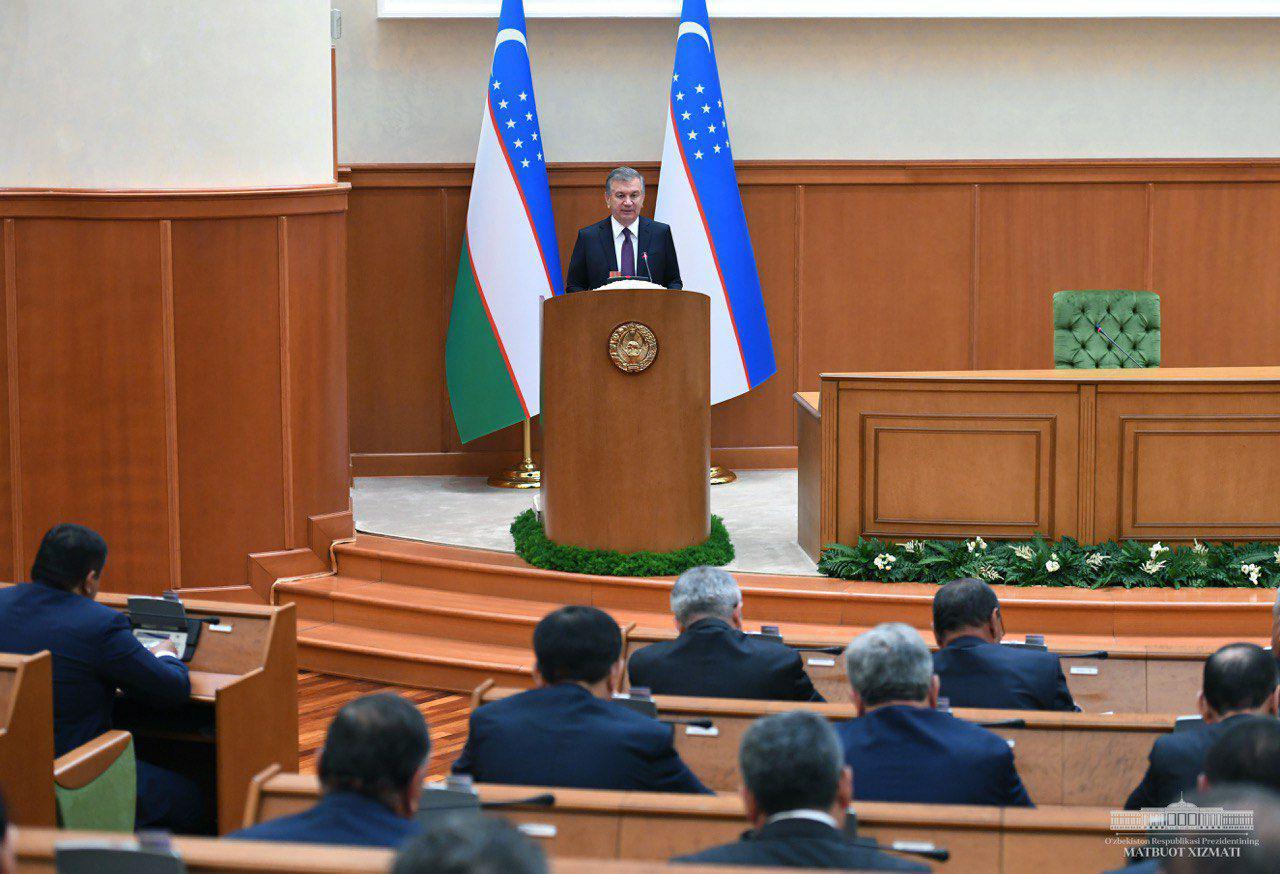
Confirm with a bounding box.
[564,166,682,292]
[627,566,822,701]
[834,623,1032,807]
[674,712,926,870]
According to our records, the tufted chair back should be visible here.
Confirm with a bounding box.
[1053,290,1160,369]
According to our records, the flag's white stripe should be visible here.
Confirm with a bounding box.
[495,28,527,48]
[466,105,552,416]
[656,110,749,405]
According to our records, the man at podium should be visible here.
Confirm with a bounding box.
[565,166,682,292]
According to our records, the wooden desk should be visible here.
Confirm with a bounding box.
[99,595,298,834]
[797,367,1280,557]
[475,685,1170,808]
[626,629,1214,714]
[246,772,1125,873]
[10,827,809,874]
[0,652,55,826]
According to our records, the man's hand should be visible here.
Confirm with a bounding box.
[144,637,180,659]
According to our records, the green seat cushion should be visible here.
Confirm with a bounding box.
[1053,290,1161,369]
[55,738,136,833]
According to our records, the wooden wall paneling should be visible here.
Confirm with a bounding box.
[285,213,352,540]
[710,186,797,452]
[171,218,287,588]
[345,188,447,457]
[1151,183,1280,367]
[0,221,15,581]
[975,184,1149,370]
[797,185,974,386]
[13,219,171,593]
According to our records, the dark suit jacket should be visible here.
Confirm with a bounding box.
[0,582,190,755]
[933,636,1077,712]
[628,618,824,703]
[452,683,709,794]
[564,216,682,292]
[674,816,928,871]
[227,792,418,847]
[1124,713,1266,810]
[835,704,1034,807]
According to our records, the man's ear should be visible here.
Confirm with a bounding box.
[837,766,853,810]
[851,687,866,717]
[81,570,101,598]
[988,608,1004,642]
[608,657,626,695]
[532,665,548,688]
[401,761,431,818]
[1268,686,1280,717]
[927,674,941,709]
[1197,690,1215,723]
[730,603,744,631]
[741,785,764,828]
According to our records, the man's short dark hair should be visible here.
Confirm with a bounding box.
[532,606,621,685]
[1202,643,1278,715]
[30,523,108,591]
[932,577,1000,641]
[739,712,843,817]
[318,693,430,806]
[392,814,548,874]
[1204,717,1280,792]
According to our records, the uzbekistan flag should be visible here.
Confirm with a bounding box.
[446,0,561,443]
[654,0,775,405]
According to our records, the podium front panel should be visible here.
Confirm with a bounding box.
[542,290,710,553]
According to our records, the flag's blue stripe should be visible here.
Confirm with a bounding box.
[673,23,775,387]
[489,26,563,294]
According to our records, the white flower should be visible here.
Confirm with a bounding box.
[1141,559,1167,575]
[1013,545,1035,562]
[1273,547,1280,565]
[1085,552,1109,569]
[873,553,897,571]
[976,564,1000,581]
[1149,542,1169,560]
[1242,563,1262,586]
[1192,539,1209,556]
[899,540,924,554]
[1045,559,1061,573]
[966,536,988,553]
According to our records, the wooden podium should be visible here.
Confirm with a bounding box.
[542,290,710,553]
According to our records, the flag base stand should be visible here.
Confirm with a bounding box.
[488,419,541,489]
[709,465,737,486]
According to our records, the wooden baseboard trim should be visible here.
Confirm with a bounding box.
[351,446,798,477]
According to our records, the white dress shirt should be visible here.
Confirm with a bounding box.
[763,809,839,829]
[611,216,642,277]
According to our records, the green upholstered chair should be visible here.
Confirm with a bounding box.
[1053,290,1161,369]
[53,730,137,832]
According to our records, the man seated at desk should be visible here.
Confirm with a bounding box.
[674,712,925,871]
[931,578,1077,712]
[837,623,1033,808]
[229,692,430,847]
[453,605,708,793]
[0,523,207,832]
[628,565,823,702]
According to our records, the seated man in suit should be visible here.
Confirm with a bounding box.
[393,814,547,874]
[564,167,682,292]
[836,623,1033,807]
[931,577,1077,711]
[674,712,926,871]
[1125,642,1279,810]
[627,565,823,702]
[452,605,708,793]
[229,692,429,846]
[1201,717,1280,793]
[0,523,206,832]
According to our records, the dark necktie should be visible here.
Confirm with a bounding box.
[620,226,635,277]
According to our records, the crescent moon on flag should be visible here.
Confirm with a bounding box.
[495,28,528,48]
[677,22,712,49]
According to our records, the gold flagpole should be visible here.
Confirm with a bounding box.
[488,418,541,489]
[709,463,736,485]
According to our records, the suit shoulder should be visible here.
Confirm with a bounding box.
[645,218,673,235]
[629,639,677,666]
[943,713,1016,754]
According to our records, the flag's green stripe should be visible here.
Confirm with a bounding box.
[445,240,526,443]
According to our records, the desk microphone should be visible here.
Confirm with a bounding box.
[1092,322,1145,368]
[642,251,653,283]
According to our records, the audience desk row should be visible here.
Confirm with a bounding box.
[476,683,1175,808]
[0,596,298,833]
[625,627,1238,714]
[245,769,1126,873]
[10,828,798,874]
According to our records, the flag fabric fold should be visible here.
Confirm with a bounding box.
[446,0,561,444]
[654,0,776,405]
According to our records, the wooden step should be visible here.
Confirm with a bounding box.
[297,621,534,693]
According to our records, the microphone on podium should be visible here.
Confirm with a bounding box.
[642,251,653,284]
[1092,321,1145,368]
